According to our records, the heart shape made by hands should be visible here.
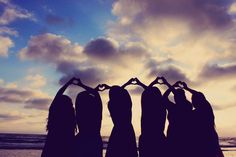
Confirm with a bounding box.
[156,78,164,84]
[97,84,106,91]
[178,82,185,88]
[131,78,138,85]
[73,79,80,85]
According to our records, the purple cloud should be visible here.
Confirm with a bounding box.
[25,98,51,110]
[19,33,108,86]
[145,59,191,84]
[83,38,118,59]
[113,0,234,31]
[0,86,51,110]
[45,14,65,25]
[0,113,23,121]
[45,14,74,26]
[199,63,236,79]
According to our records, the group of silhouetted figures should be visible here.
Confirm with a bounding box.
[41,77,224,157]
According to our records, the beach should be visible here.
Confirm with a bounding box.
[0,149,236,157]
[0,133,235,157]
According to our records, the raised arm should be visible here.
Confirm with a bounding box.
[149,77,161,87]
[160,77,177,94]
[122,78,136,88]
[55,77,75,98]
[182,82,198,94]
[163,88,172,99]
[162,80,182,98]
[75,78,98,96]
[135,78,147,89]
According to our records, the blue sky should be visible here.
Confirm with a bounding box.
[1,0,236,137]
[0,0,114,88]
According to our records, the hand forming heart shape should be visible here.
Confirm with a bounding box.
[131,78,138,85]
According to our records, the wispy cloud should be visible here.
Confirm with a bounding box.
[0,0,36,57]
[0,36,14,57]
[0,0,35,25]
[199,63,236,79]
[0,79,51,110]
[0,112,23,121]
[25,74,47,88]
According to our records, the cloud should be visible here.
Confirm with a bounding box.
[45,14,74,26]
[0,112,23,121]
[228,2,236,14]
[83,37,149,62]
[0,35,14,57]
[83,37,118,59]
[112,0,233,31]
[25,98,51,110]
[0,0,35,57]
[19,33,107,86]
[199,63,236,79]
[0,82,51,110]
[129,86,145,95]
[212,103,236,110]
[0,86,32,101]
[45,14,65,25]
[25,74,47,88]
[0,0,35,25]
[19,33,84,63]
[231,85,236,91]
[0,79,4,84]
[151,66,190,84]
[59,67,105,85]
[0,86,33,104]
[0,26,18,36]
[145,59,191,84]
[107,0,236,87]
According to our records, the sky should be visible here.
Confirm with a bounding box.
[0,0,236,137]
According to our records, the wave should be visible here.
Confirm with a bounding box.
[0,133,235,150]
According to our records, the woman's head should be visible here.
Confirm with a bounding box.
[47,95,76,134]
[141,87,166,131]
[75,91,102,133]
[174,88,192,111]
[192,92,209,109]
[141,87,164,113]
[174,88,186,103]
[108,86,132,126]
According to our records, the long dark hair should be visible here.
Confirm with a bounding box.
[174,88,193,111]
[192,92,215,126]
[46,95,76,134]
[141,87,166,134]
[75,91,102,134]
[108,86,132,126]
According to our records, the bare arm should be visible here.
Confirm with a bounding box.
[122,78,135,88]
[160,77,178,95]
[55,77,75,98]
[148,77,161,87]
[182,82,198,94]
[163,88,175,110]
[135,78,147,89]
[75,78,98,96]
[163,88,171,99]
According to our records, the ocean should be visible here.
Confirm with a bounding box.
[0,133,235,157]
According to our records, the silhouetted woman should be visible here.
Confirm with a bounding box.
[105,79,138,157]
[135,78,167,157]
[158,77,192,157]
[182,82,224,157]
[73,79,103,157]
[41,78,76,157]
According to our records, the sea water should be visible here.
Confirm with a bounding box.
[0,133,235,157]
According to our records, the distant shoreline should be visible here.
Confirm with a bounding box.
[0,133,235,151]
